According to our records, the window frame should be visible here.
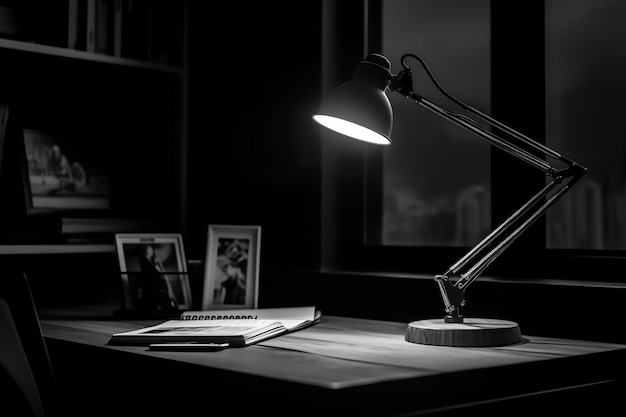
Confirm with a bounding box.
[320,0,626,283]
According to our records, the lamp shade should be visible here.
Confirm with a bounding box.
[313,54,394,145]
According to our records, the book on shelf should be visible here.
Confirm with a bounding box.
[86,0,96,52]
[107,306,321,348]
[67,0,79,49]
[95,0,115,55]
[68,0,90,51]
[69,0,115,54]
[67,0,184,64]
[113,0,122,56]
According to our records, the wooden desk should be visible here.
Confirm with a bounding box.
[41,315,626,416]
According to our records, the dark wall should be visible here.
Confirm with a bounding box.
[1,1,324,314]
[186,1,323,305]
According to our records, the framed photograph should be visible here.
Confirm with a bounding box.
[22,128,111,214]
[115,233,193,312]
[0,104,33,218]
[202,225,261,310]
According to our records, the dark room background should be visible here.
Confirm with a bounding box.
[1,1,624,345]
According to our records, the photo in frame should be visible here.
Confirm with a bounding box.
[22,128,111,214]
[202,225,261,310]
[115,233,193,312]
[0,105,34,219]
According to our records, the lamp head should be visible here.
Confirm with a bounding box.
[313,54,394,145]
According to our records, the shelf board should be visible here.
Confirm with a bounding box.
[60,218,158,235]
[0,37,183,74]
[0,243,115,255]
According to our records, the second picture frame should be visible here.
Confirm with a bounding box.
[202,224,261,310]
[115,233,193,313]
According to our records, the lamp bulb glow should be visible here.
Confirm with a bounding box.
[313,115,391,145]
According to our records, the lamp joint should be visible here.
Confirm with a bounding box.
[556,163,587,181]
[435,274,466,323]
[389,69,413,98]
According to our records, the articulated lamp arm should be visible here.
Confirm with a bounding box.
[389,54,587,323]
[313,53,587,330]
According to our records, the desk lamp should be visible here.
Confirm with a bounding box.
[313,53,587,347]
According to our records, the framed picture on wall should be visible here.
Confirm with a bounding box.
[202,224,261,310]
[115,233,193,312]
[22,128,111,214]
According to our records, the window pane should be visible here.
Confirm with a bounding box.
[546,0,626,250]
[377,0,491,247]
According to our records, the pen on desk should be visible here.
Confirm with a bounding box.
[148,342,230,352]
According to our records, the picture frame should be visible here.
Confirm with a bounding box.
[202,224,261,310]
[115,233,193,312]
[0,104,32,219]
[21,128,112,215]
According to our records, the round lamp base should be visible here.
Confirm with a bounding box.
[405,318,523,347]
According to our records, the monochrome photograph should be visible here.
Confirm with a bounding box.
[4,1,626,416]
[202,225,261,310]
[115,233,192,312]
[22,128,111,212]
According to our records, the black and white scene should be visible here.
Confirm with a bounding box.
[2,1,626,417]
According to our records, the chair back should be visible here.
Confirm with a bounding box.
[0,270,57,417]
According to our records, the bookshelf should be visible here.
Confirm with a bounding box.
[0,37,183,73]
[0,0,188,254]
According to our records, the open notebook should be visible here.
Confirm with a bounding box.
[108,306,321,348]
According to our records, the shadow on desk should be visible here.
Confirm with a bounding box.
[41,316,626,417]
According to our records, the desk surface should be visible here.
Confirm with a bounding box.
[41,315,626,416]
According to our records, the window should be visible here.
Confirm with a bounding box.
[322,0,626,281]
[376,0,491,247]
[545,0,626,250]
